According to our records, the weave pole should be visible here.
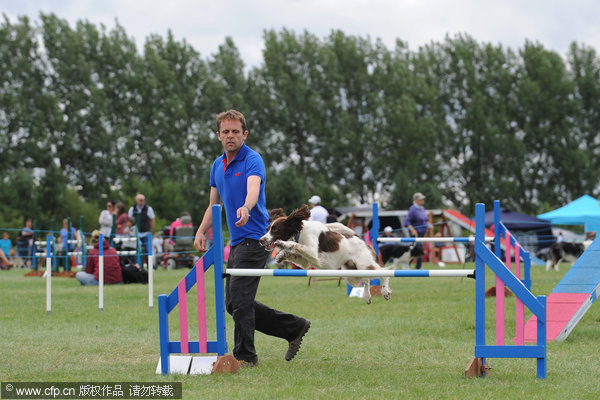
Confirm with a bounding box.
[148,234,154,310]
[46,235,52,315]
[225,268,475,278]
[99,233,104,312]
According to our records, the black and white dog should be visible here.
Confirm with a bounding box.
[378,243,424,270]
[545,240,593,271]
[260,205,392,304]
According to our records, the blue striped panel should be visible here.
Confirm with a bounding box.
[273,269,307,277]
[394,270,429,277]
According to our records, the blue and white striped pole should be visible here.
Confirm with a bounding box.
[46,235,52,315]
[377,237,494,243]
[99,233,104,312]
[148,234,153,310]
[225,268,475,278]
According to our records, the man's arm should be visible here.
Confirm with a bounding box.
[235,175,261,227]
[194,187,221,252]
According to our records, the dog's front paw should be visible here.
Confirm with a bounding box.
[275,240,294,250]
[382,288,392,300]
[275,250,288,263]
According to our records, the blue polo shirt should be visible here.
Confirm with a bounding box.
[210,144,270,246]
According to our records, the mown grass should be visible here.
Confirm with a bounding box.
[1,262,600,399]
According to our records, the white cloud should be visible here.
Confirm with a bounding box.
[2,0,600,66]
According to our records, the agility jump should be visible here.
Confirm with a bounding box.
[42,234,155,314]
[157,202,547,379]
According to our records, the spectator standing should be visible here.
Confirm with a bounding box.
[16,218,34,267]
[193,109,310,368]
[76,230,123,285]
[405,192,433,270]
[114,202,129,235]
[128,194,155,267]
[308,195,329,224]
[59,219,78,269]
[99,200,116,238]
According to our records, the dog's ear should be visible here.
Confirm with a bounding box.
[284,205,311,235]
[269,208,286,222]
[289,204,311,221]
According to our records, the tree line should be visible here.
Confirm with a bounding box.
[1,13,599,231]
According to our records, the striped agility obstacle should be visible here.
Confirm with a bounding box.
[157,202,547,378]
[157,205,228,375]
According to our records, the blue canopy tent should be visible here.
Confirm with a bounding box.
[537,195,600,234]
[484,208,554,252]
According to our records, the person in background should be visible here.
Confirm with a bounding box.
[0,232,13,268]
[169,211,194,247]
[16,218,34,268]
[128,194,155,267]
[59,219,78,269]
[193,109,310,368]
[308,195,329,224]
[76,230,123,285]
[405,192,433,270]
[380,226,394,244]
[114,202,129,235]
[120,217,138,267]
[99,200,115,238]
[152,230,164,268]
[0,248,12,269]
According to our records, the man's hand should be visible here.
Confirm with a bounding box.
[235,205,250,227]
[194,232,207,252]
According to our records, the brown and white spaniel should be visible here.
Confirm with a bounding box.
[259,205,392,304]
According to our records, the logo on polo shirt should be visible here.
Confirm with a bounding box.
[235,172,241,176]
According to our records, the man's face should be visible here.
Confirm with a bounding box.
[217,119,247,154]
[415,199,425,207]
[136,196,145,207]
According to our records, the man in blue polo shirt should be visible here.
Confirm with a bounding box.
[194,109,310,368]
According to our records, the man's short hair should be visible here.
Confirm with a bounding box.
[216,109,247,132]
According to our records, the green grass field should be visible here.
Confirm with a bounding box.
[1,262,600,399]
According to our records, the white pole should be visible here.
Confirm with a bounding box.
[46,235,52,315]
[148,234,153,310]
[99,233,104,312]
[225,268,475,278]
[377,236,495,243]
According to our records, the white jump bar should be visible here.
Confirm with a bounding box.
[377,236,494,243]
[225,268,475,278]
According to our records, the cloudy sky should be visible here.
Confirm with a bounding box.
[3,0,600,68]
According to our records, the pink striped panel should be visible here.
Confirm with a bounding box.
[196,257,207,353]
[515,244,524,345]
[178,279,189,353]
[496,233,509,345]
[496,273,505,345]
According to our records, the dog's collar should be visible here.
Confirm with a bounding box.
[294,232,301,242]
